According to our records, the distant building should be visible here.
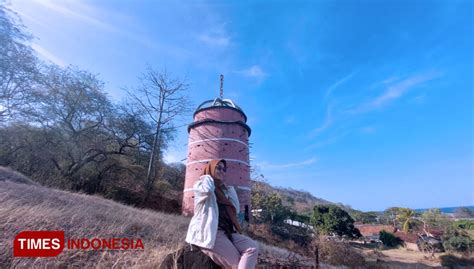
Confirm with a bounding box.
[284,219,314,230]
[356,224,394,237]
[356,224,394,243]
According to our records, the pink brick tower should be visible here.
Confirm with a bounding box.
[182,76,251,219]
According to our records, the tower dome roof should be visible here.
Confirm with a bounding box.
[196,98,243,111]
[194,97,247,122]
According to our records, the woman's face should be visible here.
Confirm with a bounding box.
[214,161,226,181]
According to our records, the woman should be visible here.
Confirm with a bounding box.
[185,159,259,269]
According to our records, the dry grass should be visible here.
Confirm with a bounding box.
[257,243,313,268]
[0,166,37,185]
[0,178,190,268]
[358,242,474,268]
[316,239,365,267]
[1,168,314,268]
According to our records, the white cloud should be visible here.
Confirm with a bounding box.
[16,0,193,62]
[31,43,66,66]
[305,71,440,152]
[12,8,49,29]
[381,76,399,85]
[359,126,376,134]
[309,102,335,137]
[325,71,357,98]
[408,94,426,104]
[259,157,318,169]
[305,129,352,151]
[348,71,440,114]
[35,0,117,32]
[372,73,436,106]
[310,71,357,138]
[236,65,267,81]
[198,34,230,47]
[197,22,232,47]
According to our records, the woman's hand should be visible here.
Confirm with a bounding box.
[235,224,242,234]
[214,178,227,192]
[213,177,222,186]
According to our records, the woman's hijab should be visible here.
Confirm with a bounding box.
[202,159,242,234]
[202,159,223,180]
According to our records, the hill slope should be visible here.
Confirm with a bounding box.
[252,180,333,215]
[1,168,190,267]
[0,167,312,268]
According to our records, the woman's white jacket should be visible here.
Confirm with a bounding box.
[185,175,240,249]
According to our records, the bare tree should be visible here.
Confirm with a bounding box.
[31,66,144,189]
[35,66,113,181]
[161,162,186,190]
[0,64,156,193]
[0,4,40,123]
[129,66,191,202]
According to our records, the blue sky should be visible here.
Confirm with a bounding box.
[10,0,473,211]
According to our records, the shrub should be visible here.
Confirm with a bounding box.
[454,220,474,230]
[316,238,365,267]
[155,180,172,194]
[442,226,473,255]
[311,205,362,238]
[247,223,312,256]
[270,223,312,247]
[440,254,474,268]
[379,230,402,247]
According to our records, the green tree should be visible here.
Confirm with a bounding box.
[396,208,416,233]
[442,226,473,255]
[382,207,402,226]
[310,205,361,238]
[351,211,379,224]
[453,220,474,230]
[250,173,268,213]
[421,208,452,231]
[379,230,402,247]
[263,193,291,223]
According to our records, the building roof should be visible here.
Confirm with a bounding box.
[355,224,428,243]
[196,98,243,110]
[194,97,247,122]
[356,224,395,236]
[394,231,419,243]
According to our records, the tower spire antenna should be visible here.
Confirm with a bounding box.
[220,74,224,99]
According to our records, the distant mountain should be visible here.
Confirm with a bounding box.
[251,180,337,215]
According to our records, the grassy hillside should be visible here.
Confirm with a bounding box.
[0,167,312,268]
[1,167,189,268]
[252,180,332,215]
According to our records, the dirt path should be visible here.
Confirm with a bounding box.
[362,248,442,267]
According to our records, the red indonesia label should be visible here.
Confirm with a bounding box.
[14,231,65,257]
